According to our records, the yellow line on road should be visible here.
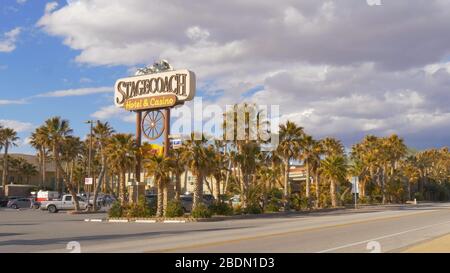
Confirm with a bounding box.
[148,209,445,253]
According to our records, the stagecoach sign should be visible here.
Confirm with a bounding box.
[114,69,196,109]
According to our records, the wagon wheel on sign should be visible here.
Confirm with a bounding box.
[142,110,165,140]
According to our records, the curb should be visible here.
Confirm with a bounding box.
[108,219,129,223]
[135,219,157,223]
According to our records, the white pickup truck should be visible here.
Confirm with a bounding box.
[40,194,92,213]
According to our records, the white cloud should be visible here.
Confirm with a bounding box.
[36,0,450,148]
[0,27,22,53]
[79,77,93,83]
[0,99,27,105]
[91,105,134,123]
[0,120,34,132]
[17,0,27,5]
[36,86,112,98]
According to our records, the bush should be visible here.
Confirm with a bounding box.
[191,203,212,218]
[126,198,154,218]
[209,202,234,216]
[290,195,308,211]
[108,201,123,218]
[165,200,184,217]
[244,203,263,214]
[265,202,281,213]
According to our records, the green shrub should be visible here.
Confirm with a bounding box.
[191,203,212,218]
[268,188,283,200]
[265,202,281,212]
[290,195,308,211]
[165,200,184,217]
[209,202,234,216]
[126,198,154,218]
[244,203,262,214]
[108,201,124,218]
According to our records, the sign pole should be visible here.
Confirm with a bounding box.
[135,111,142,203]
[164,108,170,157]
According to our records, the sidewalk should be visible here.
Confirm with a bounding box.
[403,233,450,253]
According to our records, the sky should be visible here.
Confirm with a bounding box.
[0,0,449,155]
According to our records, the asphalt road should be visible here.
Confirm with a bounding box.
[1,203,450,253]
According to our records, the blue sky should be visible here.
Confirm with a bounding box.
[1,0,450,154]
[1,1,157,153]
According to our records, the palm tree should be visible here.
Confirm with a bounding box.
[20,161,39,184]
[320,155,347,207]
[43,117,81,210]
[276,121,303,208]
[0,127,19,189]
[30,126,50,187]
[181,133,210,210]
[92,121,114,210]
[300,134,316,207]
[169,147,186,201]
[105,133,136,206]
[145,155,173,216]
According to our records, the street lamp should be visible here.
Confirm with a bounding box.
[84,120,96,206]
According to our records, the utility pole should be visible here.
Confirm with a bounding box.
[85,120,94,208]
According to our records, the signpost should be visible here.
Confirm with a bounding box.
[351,176,359,209]
[84,178,93,206]
[84,178,93,185]
[114,61,196,203]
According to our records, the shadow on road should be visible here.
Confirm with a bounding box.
[0,226,251,247]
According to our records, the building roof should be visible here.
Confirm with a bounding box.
[0,153,56,172]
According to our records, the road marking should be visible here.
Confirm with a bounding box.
[316,219,450,253]
[164,220,186,223]
[108,219,128,223]
[150,209,440,252]
[135,220,157,223]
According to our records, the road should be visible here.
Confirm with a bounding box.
[1,203,450,253]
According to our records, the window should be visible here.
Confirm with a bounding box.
[65,196,72,201]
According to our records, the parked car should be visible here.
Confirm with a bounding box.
[7,198,32,209]
[180,194,215,212]
[227,195,242,208]
[0,197,8,207]
[40,194,91,213]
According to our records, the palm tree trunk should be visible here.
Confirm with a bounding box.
[93,150,106,211]
[42,149,47,188]
[156,180,164,217]
[38,149,43,187]
[305,160,311,208]
[330,180,337,207]
[213,174,221,203]
[175,172,181,201]
[183,167,188,194]
[283,159,290,209]
[204,177,213,195]
[193,172,204,210]
[314,173,320,209]
[163,182,168,216]
[119,171,127,206]
[2,144,9,189]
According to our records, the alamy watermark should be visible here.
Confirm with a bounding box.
[170,97,280,150]
[367,0,382,6]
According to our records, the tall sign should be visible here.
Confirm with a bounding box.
[113,61,196,203]
[114,69,196,109]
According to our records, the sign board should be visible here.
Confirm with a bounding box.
[351,176,359,194]
[124,94,177,111]
[171,139,182,149]
[85,178,93,185]
[114,69,196,109]
[141,143,163,157]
